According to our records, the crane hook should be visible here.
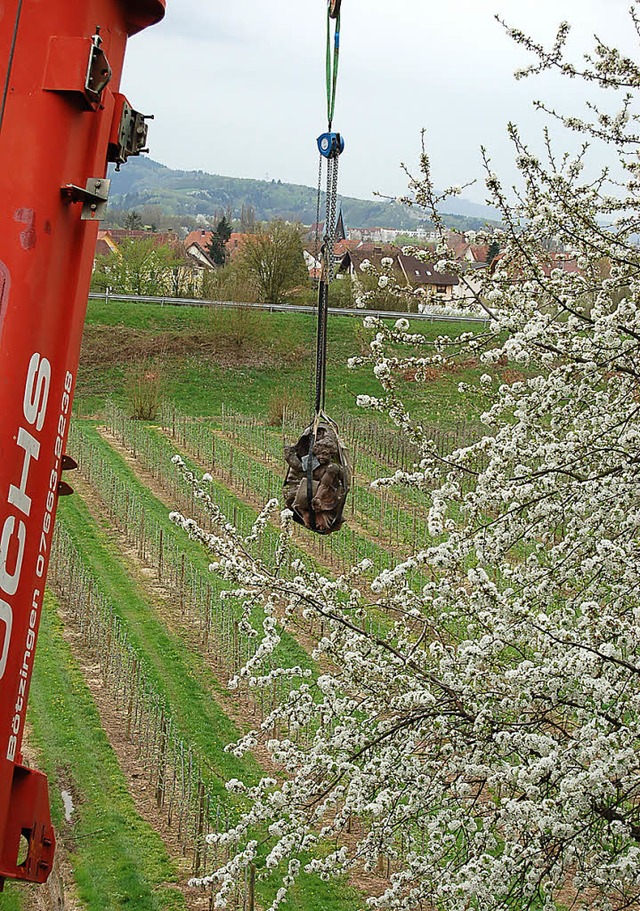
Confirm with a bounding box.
[329,0,341,19]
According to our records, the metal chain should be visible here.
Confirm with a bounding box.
[313,149,341,417]
[315,280,328,415]
[311,153,325,421]
[314,153,323,269]
[326,153,340,282]
[323,156,333,266]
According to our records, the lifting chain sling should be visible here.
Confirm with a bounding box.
[283,0,351,535]
[313,0,343,418]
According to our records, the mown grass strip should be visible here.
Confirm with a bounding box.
[26,593,185,911]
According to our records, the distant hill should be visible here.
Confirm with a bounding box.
[107,158,500,232]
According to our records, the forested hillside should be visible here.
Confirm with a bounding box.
[107,157,498,231]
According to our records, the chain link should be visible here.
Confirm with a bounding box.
[325,153,340,282]
[311,153,326,420]
[312,149,341,416]
[314,153,324,268]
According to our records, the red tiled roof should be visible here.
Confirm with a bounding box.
[184,231,252,261]
[101,229,180,249]
[334,239,359,256]
[447,234,470,259]
[470,244,489,263]
[491,251,586,278]
[355,242,397,256]
[184,230,213,250]
[106,229,149,241]
[541,255,582,277]
[226,233,251,260]
[398,252,458,287]
[95,229,180,259]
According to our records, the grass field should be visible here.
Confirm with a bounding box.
[2,299,485,911]
[77,298,486,426]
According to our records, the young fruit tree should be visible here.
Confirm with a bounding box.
[236,220,308,305]
[171,11,640,911]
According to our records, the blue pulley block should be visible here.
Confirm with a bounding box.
[317,132,345,159]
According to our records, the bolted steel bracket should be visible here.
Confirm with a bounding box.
[61,178,111,220]
[85,27,113,104]
[108,95,153,169]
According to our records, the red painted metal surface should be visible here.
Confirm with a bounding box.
[0,0,165,886]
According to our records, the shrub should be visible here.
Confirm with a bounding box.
[125,361,164,420]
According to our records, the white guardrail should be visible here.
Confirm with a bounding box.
[88,291,490,324]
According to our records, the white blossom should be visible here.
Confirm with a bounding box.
[179,15,640,911]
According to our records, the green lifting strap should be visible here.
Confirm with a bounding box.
[326,3,340,129]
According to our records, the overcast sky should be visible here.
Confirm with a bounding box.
[120,0,634,205]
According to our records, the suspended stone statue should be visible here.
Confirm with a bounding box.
[283,420,351,535]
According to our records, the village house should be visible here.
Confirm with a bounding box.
[184,230,251,266]
[184,229,216,268]
[226,233,251,260]
[540,252,584,276]
[97,228,179,251]
[304,212,354,279]
[303,247,322,281]
[339,247,458,304]
[97,228,187,254]
[446,232,491,265]
[348,226,402,244]
[95,228,207,296]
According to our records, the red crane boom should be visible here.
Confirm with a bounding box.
[0,0,165,887]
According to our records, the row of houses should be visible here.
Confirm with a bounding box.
[330,235,493,303]
[95,225,585,307]
[180,228,482,302]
